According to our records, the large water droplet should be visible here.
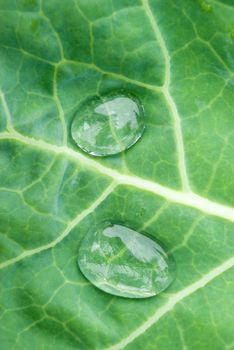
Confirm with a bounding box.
[71,93,145,156]
[78,222,175,298]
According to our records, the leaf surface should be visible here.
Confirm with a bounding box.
[0,0,234,349]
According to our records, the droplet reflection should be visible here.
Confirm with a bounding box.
[71,93,145,156]
[78,222,175,298]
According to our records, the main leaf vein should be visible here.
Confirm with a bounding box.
[0,131,234,222]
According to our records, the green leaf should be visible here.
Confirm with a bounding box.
[0,0,234,349]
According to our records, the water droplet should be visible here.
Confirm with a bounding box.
[78,222,175,298]
[71,93,145,156]
[199,0,212,12]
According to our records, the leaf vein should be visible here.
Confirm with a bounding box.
[141,0,190,192]
[0,182,116,270]
[105,256,234,350]
[0,131,234,222]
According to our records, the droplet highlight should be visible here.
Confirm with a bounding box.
[78,222,175,298]
[71,93,145,156]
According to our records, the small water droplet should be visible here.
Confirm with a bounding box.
[199,0,212,12]
[78,222,175,298]
[71,92,145,156]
